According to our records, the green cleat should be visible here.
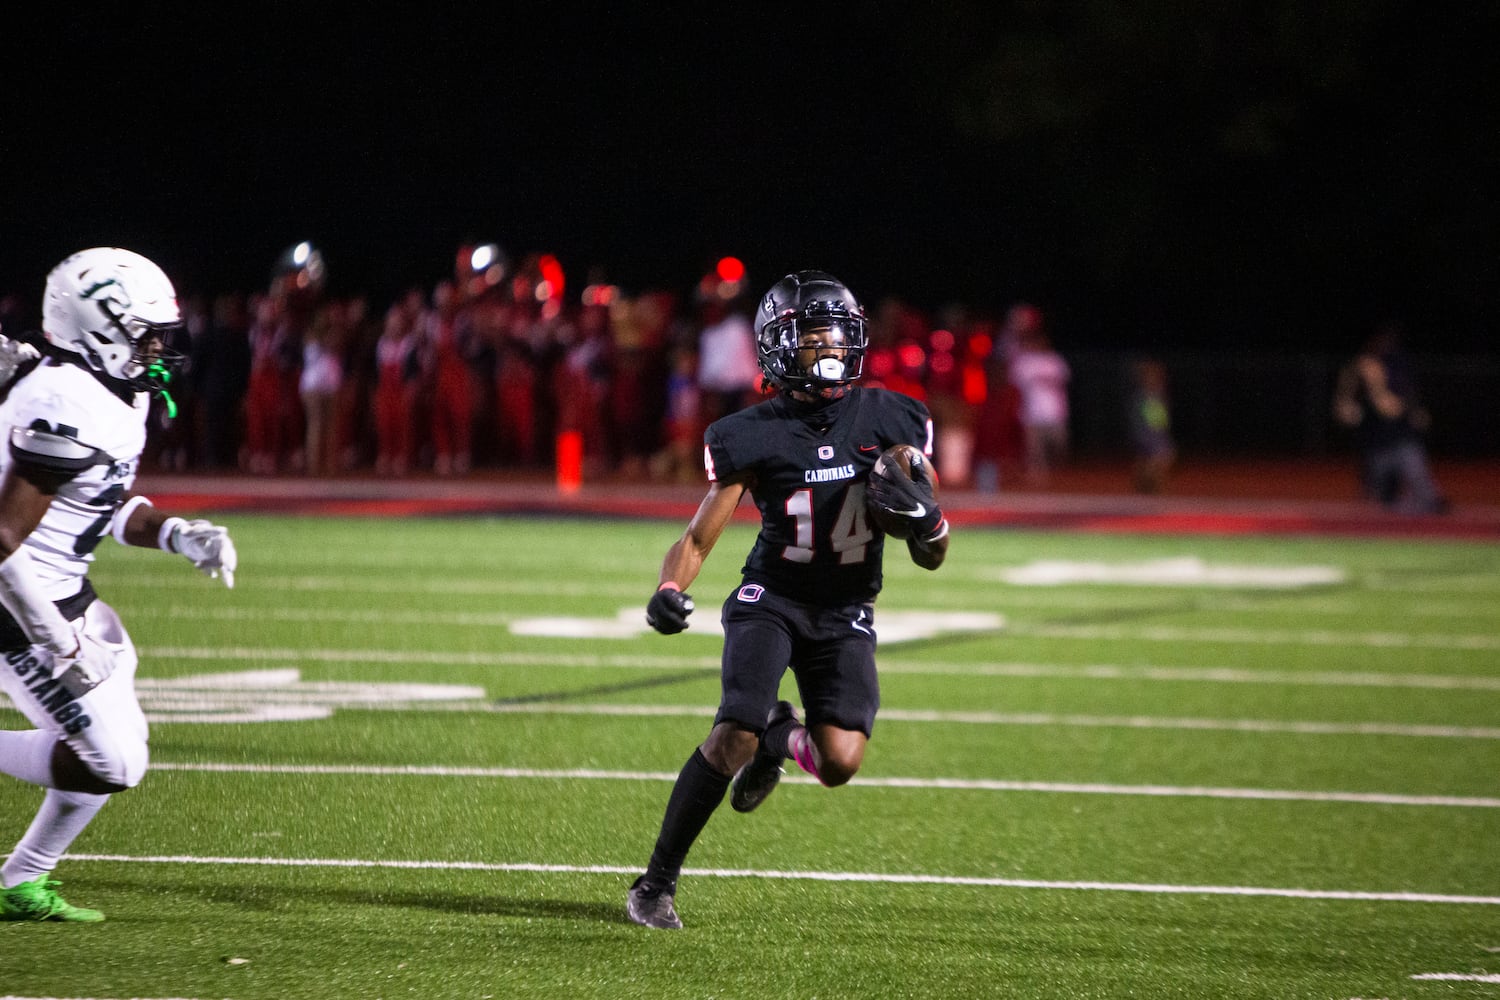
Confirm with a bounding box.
[0,876,105,922]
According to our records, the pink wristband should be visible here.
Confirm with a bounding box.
[659,581,681,592]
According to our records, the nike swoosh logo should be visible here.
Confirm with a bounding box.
[858,444,880,452]
[893,503,926,517]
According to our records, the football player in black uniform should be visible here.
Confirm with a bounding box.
[627,270,950,929]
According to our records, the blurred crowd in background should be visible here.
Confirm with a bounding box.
[0,243,1090,493]
[0,242,1458,511]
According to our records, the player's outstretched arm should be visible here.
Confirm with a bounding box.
[114,494,238,588]
[646,479,747,634]
[0,332,41,386]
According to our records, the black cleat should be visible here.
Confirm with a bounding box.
[730,700,799,813]
[626,875,682,930]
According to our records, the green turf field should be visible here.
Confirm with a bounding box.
[2,514,1498,999]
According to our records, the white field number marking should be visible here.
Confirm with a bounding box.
[995,557,1345,588]
[130,669,483,723]
[4,666,1495,740]
[507,608,1003,642]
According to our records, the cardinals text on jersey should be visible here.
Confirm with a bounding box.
[703,386,933,606]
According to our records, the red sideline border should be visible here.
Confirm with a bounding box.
[136,471,1500,541]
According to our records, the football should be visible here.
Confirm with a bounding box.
[867,443,937,539]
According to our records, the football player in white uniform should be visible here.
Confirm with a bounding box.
[0,248,238,922]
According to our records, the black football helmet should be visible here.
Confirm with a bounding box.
[754,270,867,394]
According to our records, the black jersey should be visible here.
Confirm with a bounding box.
[704,387,934,606]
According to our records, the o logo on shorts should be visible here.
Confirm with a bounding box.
[737,584,765,603]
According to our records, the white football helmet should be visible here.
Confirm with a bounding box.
[42,247,185,392]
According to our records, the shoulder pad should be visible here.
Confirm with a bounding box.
[9,422,107,473]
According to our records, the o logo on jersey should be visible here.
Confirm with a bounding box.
[736,583,765,603]
[817,445,834,461]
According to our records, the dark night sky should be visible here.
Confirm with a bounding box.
[4,5,1496,354]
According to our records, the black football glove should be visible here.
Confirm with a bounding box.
[867,455,944,539]
[646,586,695,634]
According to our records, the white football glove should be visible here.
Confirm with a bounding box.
[48,633,117,692]
[0,333,41,384]
[170,519,237,588]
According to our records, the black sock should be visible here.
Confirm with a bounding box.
[759,716,802,760]
[645,748,730,887]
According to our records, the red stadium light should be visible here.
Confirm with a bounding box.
[715,256,746,282]
[963,364,987,405]
[538,254,565,299]
[698,256,747,302]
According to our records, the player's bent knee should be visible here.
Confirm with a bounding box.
[702,722,758,776]
[63,737,148,793]
[808,727,866,787]
[110,740,149,789]
[51,747,125,795]
[817,755,862,787]
[809,740,864,786]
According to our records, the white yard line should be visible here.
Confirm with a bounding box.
[152,606,519,627]
[95,566,1500,599]
[123,591,1500,636]
[1010,623,1500,651]
[143,644,721,669]
[140,644,1500,692]
[149,761,1500,809]
[97,586,1411,612]
[453,700,1500,740]
[101,572,642,598]
[873,708,1500,740]
[57,852,1500,907]
[883,660,1500,691]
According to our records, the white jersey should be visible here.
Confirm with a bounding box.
[0,359,148,600]
[697,313,760,393]
[1009,349,1071,427]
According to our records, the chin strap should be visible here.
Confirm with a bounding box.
[146,360,178,418]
